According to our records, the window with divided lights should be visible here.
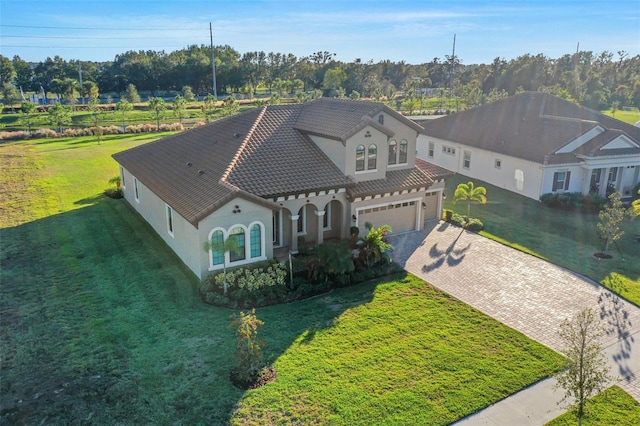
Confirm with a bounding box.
[356,145,365,171]
[210,230,224,266]
[428,141,434,158]
[463,151,471,169]
[552,171,571,191]
[399,139,408,164]
[388,140,397,165]
[229,227,246,262]
[250,224,261,258]
[368,144,377,169]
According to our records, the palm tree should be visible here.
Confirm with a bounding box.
[203,235,240,295]
[453,181,487,220]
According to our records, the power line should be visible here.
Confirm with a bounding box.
[2,35,201,40]
[0,24,203,32]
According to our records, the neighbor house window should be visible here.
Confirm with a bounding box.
[463,151,471,169]
[607,167,618,185]
[134,177,139,202]
[250,224,261,258]
[120,166,126,189]
[166,205,174,236]
[297,207,306,234]
[229,227,246,262]
[356,145,365,171]
[495,158,501,169]
[210,230,224,266]
[399,139,408,164]
[428,141,434,158]
[552,171,571,191]
[378,114,384,125]
[388,140,397,165]
[323,203,331,229]
[368,144,377,170]
[442,145,456,155]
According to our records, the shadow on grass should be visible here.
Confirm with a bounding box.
[598,275,636,382]
[73,192,105,205]
[0,197,376,425]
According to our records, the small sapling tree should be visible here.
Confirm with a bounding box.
[555,308,612,426]
[229,309,275,388]
[597,192,626,256]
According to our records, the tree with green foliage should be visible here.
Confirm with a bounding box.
[201,93,217,122]
[173,94,187,124]
[631,190,640,219]
[116,99,132,128]
[555,308,611,426]
[88,96,103,127]
[597,192,626,255]
[203,234,240,295]
[148,97,166,130]
[82,81,99,101]
[47,103,72,132]
[358,222,393,268]
[229,309,267,386]
[181,85,195,102]
[453,181,487,220]
[269,93,281,105]
[124,83,140,103]
[19,101,38,133]
[221,96,239,116]
[306,240,355,283]
[323,67,347,96]
[2,82,21,111]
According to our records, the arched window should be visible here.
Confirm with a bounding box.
[368,144,377,170]
[355,145,365,171]
[399,139,408,164]
[229,227,246,262]
[250,224,262,258]
[210,230,224,266]
[388,140,397,165]
[297,206,306,234]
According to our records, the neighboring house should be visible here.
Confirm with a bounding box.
[113,98,451,279]
[416,92,640,201]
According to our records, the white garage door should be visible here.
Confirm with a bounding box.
[423,192,439,220]
[358,201,417,234]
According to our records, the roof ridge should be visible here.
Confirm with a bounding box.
[220,106,267,182]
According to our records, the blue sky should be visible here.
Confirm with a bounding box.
[1,0,638,64]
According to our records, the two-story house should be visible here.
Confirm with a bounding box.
[113,98,451,279]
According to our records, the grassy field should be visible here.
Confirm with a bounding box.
[602,108,640,125]
[545,385,640,425]
[0,135,567,424]
[444,174,640,305]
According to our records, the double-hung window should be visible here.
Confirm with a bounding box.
[552,171,571,191]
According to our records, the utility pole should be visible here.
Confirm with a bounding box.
[210,22,217,99]
[78,62,84,104]
[449,34,456,110]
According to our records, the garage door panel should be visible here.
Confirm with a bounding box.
[359,201,417,234]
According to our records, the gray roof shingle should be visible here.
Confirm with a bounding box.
[420,92,640,165]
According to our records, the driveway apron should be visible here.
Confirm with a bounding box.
[388,221,640,425]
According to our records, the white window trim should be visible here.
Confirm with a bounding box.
[120,166,126,189]
[463,151,471,170]
[207,222,267,271]
[166,204,174,238]
[552,170,570,192]
[133,177,139,202]
[398,140,408,164]
[428,141,435,159]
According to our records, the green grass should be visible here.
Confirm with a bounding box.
[602,108,640,125]
[444,174,640,305]
[1,135,566,424]
[545,385,640,425]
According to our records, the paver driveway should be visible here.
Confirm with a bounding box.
[388,221,640,423]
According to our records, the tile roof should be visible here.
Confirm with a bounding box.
[113,98,440,226]
[348,158,451,199]
[420,92,640,165]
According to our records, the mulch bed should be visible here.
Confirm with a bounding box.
[230,366,277,390]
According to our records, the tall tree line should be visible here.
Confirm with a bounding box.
[2,46,639,109]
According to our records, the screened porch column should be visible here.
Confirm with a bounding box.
[290,214,299,253]
[315,210,325,245]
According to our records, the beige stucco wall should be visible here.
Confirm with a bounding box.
[120,166,201,278]
[197,198,275,279]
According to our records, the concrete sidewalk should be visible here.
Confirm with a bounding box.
[387,222,640,425]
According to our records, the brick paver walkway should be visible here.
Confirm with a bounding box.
[388,221,640,416]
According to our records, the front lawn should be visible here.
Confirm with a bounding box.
[545,385,640,425]
[444,174,640,305]
[1,135,566,424]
